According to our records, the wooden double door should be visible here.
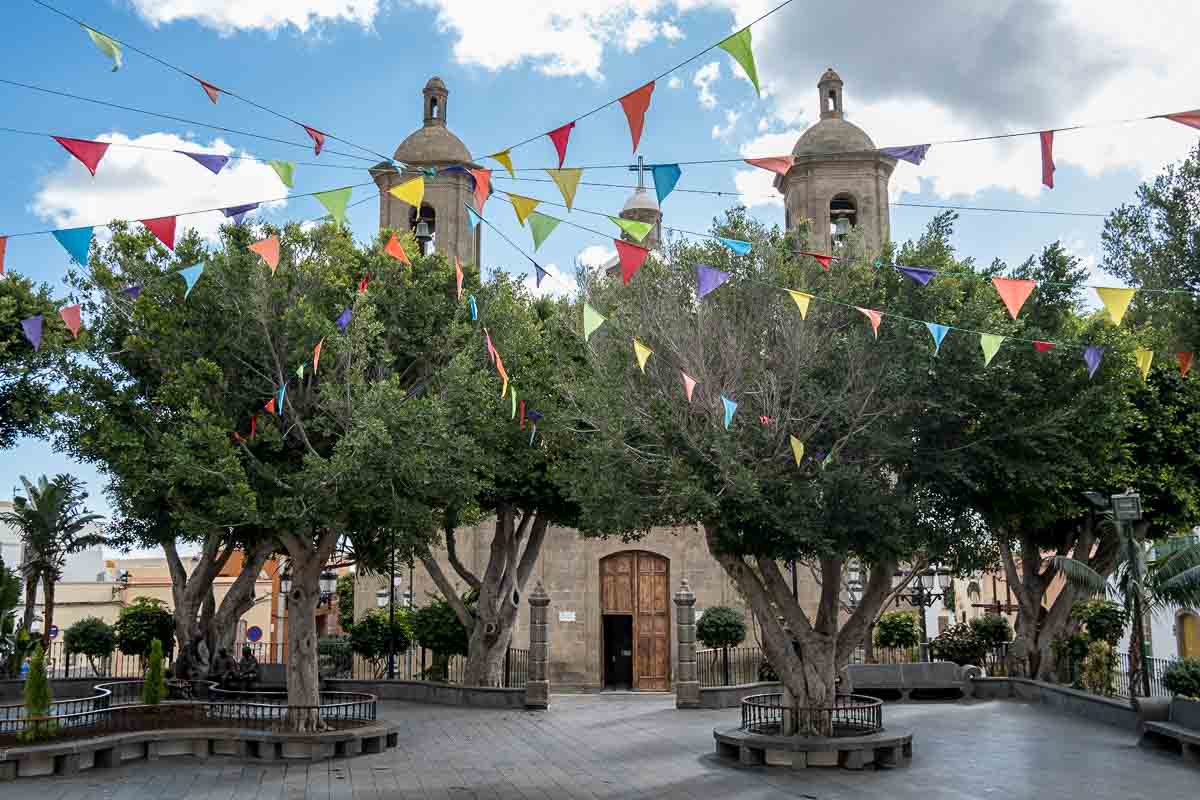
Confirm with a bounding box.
[600,551,670,690]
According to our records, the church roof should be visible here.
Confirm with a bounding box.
[792,116,875,157]
[621,187,660,214]
[393,125,472,165]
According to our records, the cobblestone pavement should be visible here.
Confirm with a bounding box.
[6,694,1196,799]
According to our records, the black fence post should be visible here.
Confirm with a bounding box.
[504,647,512,688]
[722,647,730,687]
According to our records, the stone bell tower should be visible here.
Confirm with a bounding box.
[775,68,895,255]
[372,77,481,266]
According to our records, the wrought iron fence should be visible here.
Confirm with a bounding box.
[696,646,766,687]
[740,693,883,737]
[1066,651,1174,699]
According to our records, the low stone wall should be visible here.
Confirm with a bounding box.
[325,679,528,709]
[696,682,781,710]
[971,677,1138,730]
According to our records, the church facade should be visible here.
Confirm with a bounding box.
[356,70,892,690]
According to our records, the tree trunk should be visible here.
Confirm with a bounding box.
[280,531,337,733]
[208,543,273,655]
[41,570,55,651]
[163,538,234,655]
[21,571,38,633]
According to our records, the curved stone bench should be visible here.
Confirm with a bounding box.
[0,722,399,781]
[714,725,913,771]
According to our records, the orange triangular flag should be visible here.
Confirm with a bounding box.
[59,304,82,338]
[455,256,464,300]
[992,277,1036,319]
[1178,352,1194,377]
[468,168,491,214]
[264,398,276,414]
[619,82,655,153]
[855,307,882,338]
[495,352,509,398]
[801,251,833,271]
[303,125,325,156]
[615,239,650,284]
[744,156,794,176]
[385,233,410,265]
[313,338,324,373]
[141,216,177,250]
[249,236,280,273]
[681,371,697,403]
[197,78,221,104]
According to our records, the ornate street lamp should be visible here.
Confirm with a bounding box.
[892,564,953,661]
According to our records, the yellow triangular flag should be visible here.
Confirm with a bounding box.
[789,435,804,466]
[1095,287,1137,325]
[787,290,812,320]
[1136,348,1153,381]
[633,339,653,373]
[509,194,540,226]
[489,150,515,178]
[546,168,583,211]
[389,176,424,207]
[511,385,518,419]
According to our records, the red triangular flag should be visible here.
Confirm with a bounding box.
[313,338,324,373]
[385,233,410,265]
[59,304,82,338]
[519,399,526,430]
[745,156,794,177]
[468,168,491,214]
[303,125,326,156]
[800,251,833,271]
[0,236,6,275]
[1178,352,1194,377]
[1040,131,1055,189]
[1164,111,1200,130]
[248,414,257,439]
[53,136,110,176]
[197,78,221,104]
[1033,341,1056,353]
[615,239,650,284]
[992,277,1036,319]
[249,236,280,273]
[547,122,575,168]
[358,275,371,295]
[141,216,177,250]
[264,398,276,414]
[619,82,655,153]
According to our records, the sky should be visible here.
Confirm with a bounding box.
[2,0,1199,546]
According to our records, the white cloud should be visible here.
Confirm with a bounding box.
[730,130,798,207]
[130,0,381,32]
[577,244,616,268]
[693,61,721,110]
[32,133,288,242]
[523,262,577,298]
[667,76,683,89]
[711,109,741,140]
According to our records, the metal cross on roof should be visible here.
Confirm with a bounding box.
[627,155,648,190]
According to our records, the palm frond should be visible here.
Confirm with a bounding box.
[1154,564,1200,610]
[1053,556,1109,597]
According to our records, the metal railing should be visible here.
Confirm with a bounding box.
[696,646,766,687]
[740,693,884,737]
[1066,651,1175,699]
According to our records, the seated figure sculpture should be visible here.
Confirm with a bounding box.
[237,645,261,688]
[209,646,239,688]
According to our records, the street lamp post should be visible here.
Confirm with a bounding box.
[387,532,397,680]
[1111,491,1150,698]
[892,566,953,662]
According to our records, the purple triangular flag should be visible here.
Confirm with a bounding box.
[531,260,549,288]
[898,266,937,286]
[178,151,230,175]
[336,306,352,332]
[222,202,259,224]
[121,285,142,300]
[696,264,730,298]
[879,144,931,165]
[20,315,43,351]
[1083,345,1105,379]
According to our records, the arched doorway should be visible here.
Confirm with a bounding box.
[599,551,670,690]
[1179,611,1200,659]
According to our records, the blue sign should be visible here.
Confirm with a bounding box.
[48,624,59,640]
[246,625,263,643]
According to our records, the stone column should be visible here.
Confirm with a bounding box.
[525,581,550,709]
[674,579,700,708]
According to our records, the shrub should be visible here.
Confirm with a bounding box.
[336,573,356,632]
[875,611,921,649]
[18,643,54,743]
[929,623,987,666]
[411,597,469,681]
[113,597,175,657]
[319,636,352,678]
[64,616,115,676]
[969,614,1013,647]
[1072,600,1128,646]
[1163,658,1200,699]
[1080,640,1116,696]
[142,639,166,705]
[349,608,414,678]
[696,606,746,650]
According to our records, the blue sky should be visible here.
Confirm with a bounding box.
[2,0,1198,530]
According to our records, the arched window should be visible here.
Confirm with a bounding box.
[430,97,439,120]
[830,194,857,248]
[409,202,437,255]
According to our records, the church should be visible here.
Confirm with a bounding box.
[356,69,897,690]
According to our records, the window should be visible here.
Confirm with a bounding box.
[430,97,439,119]
[830,194,857,247]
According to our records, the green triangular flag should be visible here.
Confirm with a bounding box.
[528,212,562,251]
[314,186,352,225]
[82,25,123,72]
[980,333,1004,367]
[609,216,653,243]
[583,303,606,341]
[296,363,305,381]
[718,29,760,96]
[268,160,295,188]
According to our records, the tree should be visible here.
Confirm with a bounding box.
[0,272,68,450]
[19,643,54,742]
[697,606,747,649]
[875,612,921,649]
[0,474,103,645]
[969,614,1013,648]
[411,597,469,681]
[348,607,412,678]
[0,555,21,673]
[64,616,115,676]
[143,639,165,705]
[113,597,175,657]
[336,573,356,631]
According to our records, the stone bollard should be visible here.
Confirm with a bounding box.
[525,581,551,709]
[674,579,701,708]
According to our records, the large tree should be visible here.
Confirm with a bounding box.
[0,273,67,450]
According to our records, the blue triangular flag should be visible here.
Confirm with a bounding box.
[1083,345,1105,379]
[469,295,478,321]
[222,202,258,224]
[696,264,730,298]
[718,237,751,256]
[121,285,142,300]
[178,263,204,299]
[20,315,43,352]
[898,266,937,286]
[336,307,352,331]
[652,164,681,205]
[178,151,230,175]
[465,203,482,230]
[276,383,286,415]
[925,322,950,354]
[52,226,94,266]
[721,394,737,429]
[531,260,549,288]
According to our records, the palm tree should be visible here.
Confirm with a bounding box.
[0,475,104,647]
[1055,516,1200,701]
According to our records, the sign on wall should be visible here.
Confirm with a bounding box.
[558,611,576,623]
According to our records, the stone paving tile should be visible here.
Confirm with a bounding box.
[5,694,1199,798]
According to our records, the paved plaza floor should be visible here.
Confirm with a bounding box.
[5,694,1196,799]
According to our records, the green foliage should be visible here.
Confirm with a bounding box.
[875,612,921,649]
[929,623,988,666]
[412,597,469,658]
[114,597,175,657]
[0,271,68,449]
[64,616,115,675]
[1072,600,1128,646]
[969,614,1013,647]
[0,555,20,670]
[696,606,746,649]
[336,573,356,631]
[318,636,352,678]
[1080,639,1116,696]
[142,639,165,705]
[349,608,413,678]
[1162,658,1200,699]
[18,643,55,743]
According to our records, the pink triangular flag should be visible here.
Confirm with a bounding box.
[197,78,221,104]
[855,307,882,338]
[59,304,82,338]
[249,236,280,273]
[1040,131,1055,189]
[744,156,794,177]
[468,168,491,214]
[303,125,326,156]
[313,338,324,373]
[991,277,1036,319]
[140,216,177,250]
[264,398,276,415]
[619,82,655,153]
[1164,111,1200,130]
[455,256,464,300]
[681,371,697,403]
[0,236,6,275]
[615,239,650,284]
[53,136,110,176]
[547,122,575,168]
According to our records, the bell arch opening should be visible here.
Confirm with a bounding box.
[409,202,437,255]
[830,193,858,248]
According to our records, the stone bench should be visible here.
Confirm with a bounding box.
[714,725,912,771]
[843,661,977,700]
[1138,697,1200,765]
